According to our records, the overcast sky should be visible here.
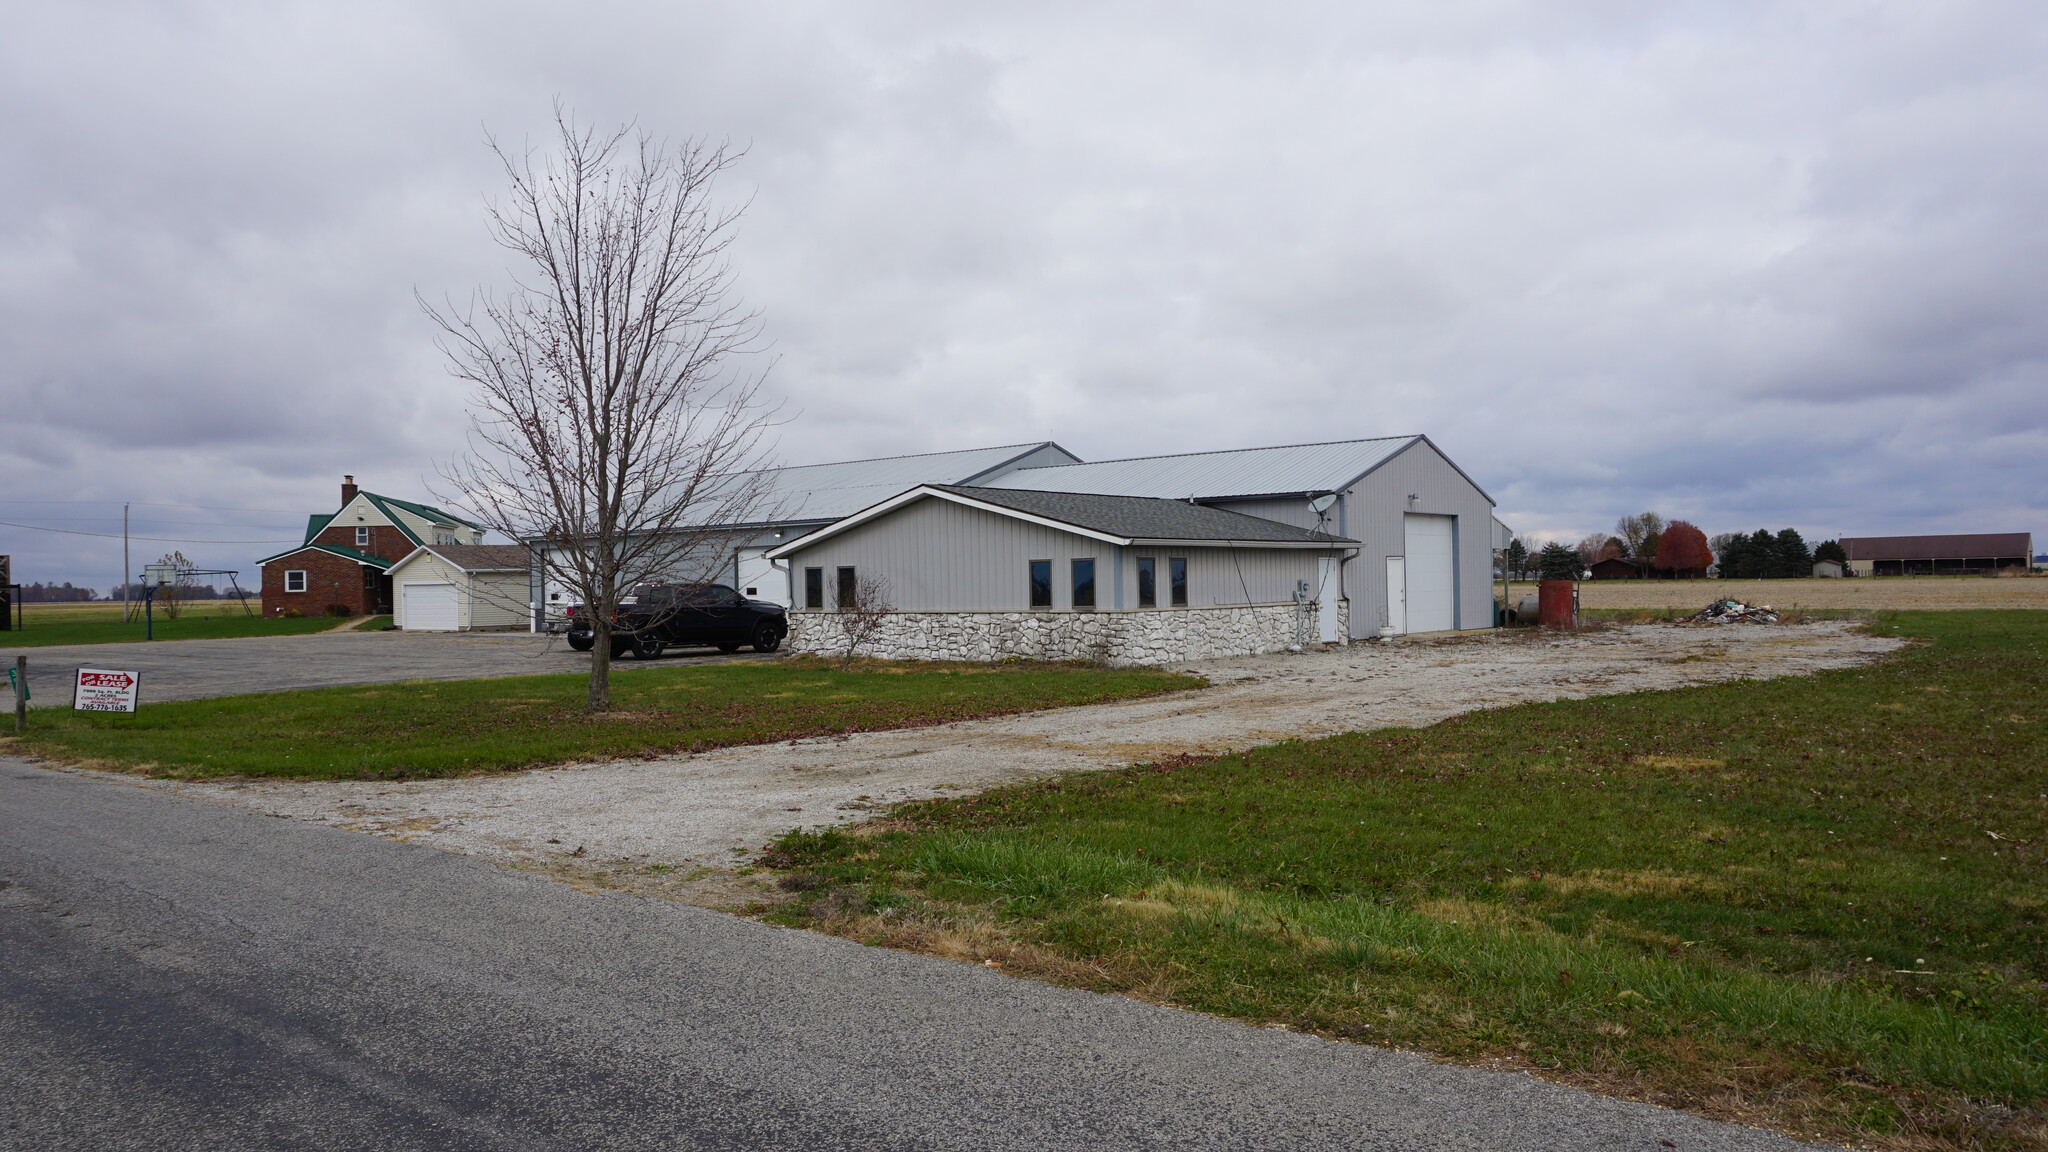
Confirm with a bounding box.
[4,1,2044,590]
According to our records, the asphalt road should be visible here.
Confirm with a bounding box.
[1,630,770,709]
[0,763,1833,1152]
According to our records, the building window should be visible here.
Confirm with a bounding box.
[804,568,823,610]
[1169,558,1188,607]
[836,566,857,609]
[1071,558,1095,610]
[285,570,308,593]
[355,526,371,547]
[1136,557,1156,608]
[1028,560,1052,609]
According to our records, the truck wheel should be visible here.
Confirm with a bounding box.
[630,637,664,660]
[751,623,783,653]
[567,633,595,652]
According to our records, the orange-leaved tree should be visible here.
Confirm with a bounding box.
[1654,520,1713,577]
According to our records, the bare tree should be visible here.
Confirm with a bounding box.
[152,551,193,620]
[1615,511,1666,559]
[1574,533,1613,568]
[832,573,894,669]
[428,110,779,712]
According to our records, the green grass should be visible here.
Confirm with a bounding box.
[765,612,2048,1149]
[6,659,1201,780]
[0,602,339,646]
[351,615,394,631]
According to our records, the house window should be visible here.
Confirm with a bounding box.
[836,566,857,609]
[804,568,824,610]
[1071,558,1095,610]
[285,570,308,593]
[1169,558,1188,607]
[1028,560,1052,609]
[355,526,371,547]
[1136,557,1156,608]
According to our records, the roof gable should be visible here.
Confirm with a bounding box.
[256,543,395,570]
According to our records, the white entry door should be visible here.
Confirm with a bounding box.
[1384,556,1406,636]
[402,582,460,631]
[735,548,789,606]
[1403,513,1457,633]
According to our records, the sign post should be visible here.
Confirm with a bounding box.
[9,655,24,732]
[73,668,140,714]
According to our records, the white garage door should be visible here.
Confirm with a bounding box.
[402,582,460,631]
[1403,514,1457,633]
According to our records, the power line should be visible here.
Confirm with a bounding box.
[0,499,310,514]
[0,520,294,545]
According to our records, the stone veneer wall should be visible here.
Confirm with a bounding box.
[785,600,1348,666]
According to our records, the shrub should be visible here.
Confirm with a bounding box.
[323,604,353,618]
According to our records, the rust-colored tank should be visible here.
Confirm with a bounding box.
[1538,579,1577,628]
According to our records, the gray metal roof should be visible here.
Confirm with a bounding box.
[936,486,1355,545]
[984,436,1421,500]
[751,443,1076,524]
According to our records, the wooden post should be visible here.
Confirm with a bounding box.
[13,655,24,733]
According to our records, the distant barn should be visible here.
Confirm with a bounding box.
[1587,557,1652,580]
[1841,533,2032,576]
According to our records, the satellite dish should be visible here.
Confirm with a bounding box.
[1308,494,1338,514]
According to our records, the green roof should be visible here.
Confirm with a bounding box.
[357,491,483,548]
[303,513,335,544]
[256,543,395,570]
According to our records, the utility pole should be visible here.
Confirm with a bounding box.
[122,503,131,623]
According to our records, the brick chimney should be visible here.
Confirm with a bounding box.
[341,475,358,505]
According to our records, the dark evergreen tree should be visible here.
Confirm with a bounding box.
[1746,529,1775,578]
[1503,538,1529,581]
[1813,539,1846,565]
[1772,528,1812,577]
[1538,541,1583,581]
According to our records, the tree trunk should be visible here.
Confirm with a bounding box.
[587,614,613,712]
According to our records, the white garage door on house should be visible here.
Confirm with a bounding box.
[1402,513,1457,633]
[402,582,460,631]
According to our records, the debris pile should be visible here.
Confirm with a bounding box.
[1688,599,1779,624]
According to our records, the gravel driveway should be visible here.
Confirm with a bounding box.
[105,622,1902,877]
[3,629,767,709]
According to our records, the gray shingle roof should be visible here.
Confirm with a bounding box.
[418,544,533,571]
[935,486,1354,544]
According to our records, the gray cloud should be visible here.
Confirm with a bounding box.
[3,0,2044,590]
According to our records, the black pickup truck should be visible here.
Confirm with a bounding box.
[565,583,787,658]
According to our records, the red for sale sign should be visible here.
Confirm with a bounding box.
[74,668,140,713]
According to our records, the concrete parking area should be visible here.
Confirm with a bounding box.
[1,630,769,709]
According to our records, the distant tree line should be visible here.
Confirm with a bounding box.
[106,581,242,602]
[15,582,99,602]
[1504,512,1847,580]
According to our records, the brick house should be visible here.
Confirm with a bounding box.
[257,477,485,617]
